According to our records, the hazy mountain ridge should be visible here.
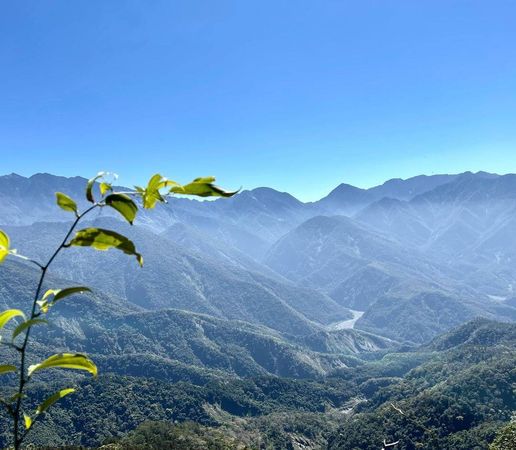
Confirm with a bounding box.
[2,218,352,336]
[1,171,515,346]
[1,171,516,448]
[0,258,393,382]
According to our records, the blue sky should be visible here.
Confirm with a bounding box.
[1,1,515,201]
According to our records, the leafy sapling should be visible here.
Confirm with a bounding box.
[0,172,237,449]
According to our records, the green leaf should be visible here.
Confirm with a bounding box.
[28,353,97,378]
[0,229,9,264]
[65,228,143,266]
[141,174,164,209]
[37,286,91,313]
[170,177,238,198]
[36,388,75,415]
[0,365,17,375]
[86,172,105,203]
[158,178,181,189]
[140,174,181,209]
[190,176,216,183]
[12,319,48,340]
[49,286,92,303]
[55,192,78,215]
[23,413,32,430]
[0,309,25,329]
[105,193,138,224]
[99,182,112,196]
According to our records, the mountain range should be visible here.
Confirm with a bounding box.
[1,171,515,345]
[1,170,516,447]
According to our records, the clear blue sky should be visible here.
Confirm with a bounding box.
[1,1,515,201]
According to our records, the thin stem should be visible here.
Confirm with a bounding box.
[7,253,44,270]
[0,341,22,351]
[12,203,98,450]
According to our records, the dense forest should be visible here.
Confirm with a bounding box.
[1,318,514,449]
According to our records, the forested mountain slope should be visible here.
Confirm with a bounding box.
[2,171,516,345]
[0,258,391,382]
[0,319,512,449]
[1,171,515,448]
[328,319,516,450]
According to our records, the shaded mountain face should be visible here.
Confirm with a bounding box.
[356,173,516,296]
[0,258,393,381]
[2,171,516,449]
[1,171,515,346]
[424,317,516,351]
[264,215,434,291]
[0,173,93,225]
[354,292,479,343]
[312,184,374,215]
[2,218,353,337]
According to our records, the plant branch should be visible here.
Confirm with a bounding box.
[0,340,22,351]
[7,253,44,270]
[12,203,99,449]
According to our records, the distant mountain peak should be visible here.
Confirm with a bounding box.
[2,173,26,182]
[328,183,368,196]
[314,183,372,215]
[234,187,305,209]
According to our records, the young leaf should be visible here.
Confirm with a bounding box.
[0,309,25,329]
[170,177,238,198]
[36,388,75,414]
[86,172,105,203]
[28,353,97,378]
[189,176,216,183]
[141,174,165,209]
[37,286,91,313]
[99,182,112,196]
[23,413,32,430]
[140,174,181,209]
[0,229,9,263]
[158,177,181,190]
[65,228,143,266]
[55,192,78,215]
[105,193,138,224]
[12,319,48,340]
[51,286,92,303]
[0,365,17,375]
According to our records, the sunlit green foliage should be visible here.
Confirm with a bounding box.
[105,193,138,224]
[65,228,144,267]
[0,172,236,449]
[0,230,10,263]
[55,192,78,215]
[28,353,98,377]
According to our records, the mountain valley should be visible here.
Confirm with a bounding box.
[1,171,515,449]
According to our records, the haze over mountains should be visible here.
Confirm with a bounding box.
[1,171,516,350]
[1,170,516,447]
